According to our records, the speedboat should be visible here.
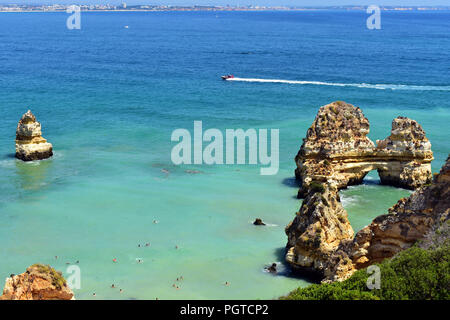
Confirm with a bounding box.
[221,74,235,80]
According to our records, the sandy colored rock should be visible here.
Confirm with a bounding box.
[287,101,443,282]
[323,154,449,282]
[285,184,354,275]
[15,110,53,161]
[0,264,74,300]
[295,102,433,197]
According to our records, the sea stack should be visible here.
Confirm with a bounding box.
[0,264,74,300]
[286,101,441,282]
[15,110,53,161]
[295,101,433,197]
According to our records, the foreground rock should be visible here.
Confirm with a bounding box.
[0,264,73,300]
[15,110,53,161]
[295,101,432,196]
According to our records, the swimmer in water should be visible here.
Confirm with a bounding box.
[225,281,229,286]
[153,220,158,224]
[113,258,117,263]
[120,289,123,293]
[145,243,150,247]
[111,284,115,288]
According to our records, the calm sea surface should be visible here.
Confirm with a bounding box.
[0,11,449,299]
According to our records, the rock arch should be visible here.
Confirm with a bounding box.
[285,101,441,282]
[295,101,433,198]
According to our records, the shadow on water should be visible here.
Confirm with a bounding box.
[267,247,321,284]
[281,177,300,188]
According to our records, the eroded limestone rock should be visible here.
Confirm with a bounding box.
[15,110,53,161]
[323,154,449,282]
[0,264,74,300]
[285,185,354,276]
[295,102,433,197]
[287,101,442,281]
[375,116,433,189]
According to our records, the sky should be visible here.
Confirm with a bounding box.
[4,1,450,6]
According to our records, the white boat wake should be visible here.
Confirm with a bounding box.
[226,77,450,91]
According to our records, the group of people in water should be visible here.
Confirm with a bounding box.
[56,216,278,299]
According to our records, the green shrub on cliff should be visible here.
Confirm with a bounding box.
[281,244,449,300]
[309,181,325,194]
[29,264,67,289]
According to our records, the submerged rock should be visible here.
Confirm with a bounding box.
[266,263,277,273]
[0,264,74,300]
[15,110,53,161]
[295,101,433,196]
[253,218,266,226]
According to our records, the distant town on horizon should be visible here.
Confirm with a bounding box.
[0,3,449,12]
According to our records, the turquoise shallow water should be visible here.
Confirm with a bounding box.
[0,11,449,299]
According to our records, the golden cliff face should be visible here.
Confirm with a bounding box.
[15,110,53,161]
[286,101,445,282]
[295,101,433,197]
[285,185,354,275]
[0,264,74,300]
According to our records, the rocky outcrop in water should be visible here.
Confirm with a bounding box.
[15,110,53,161]
[375,116,433,189]
[295,102,433,197]
[0,264,74,300]
[286,101,443,282]
[285,184,354,276]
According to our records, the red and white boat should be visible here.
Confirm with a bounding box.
[221,74,235,80]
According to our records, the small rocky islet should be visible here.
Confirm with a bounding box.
[15,110,53,161]
[285,101,448,283]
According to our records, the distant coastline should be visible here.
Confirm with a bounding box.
[1,5,450,13]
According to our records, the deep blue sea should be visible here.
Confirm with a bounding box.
[0,10,449,299]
